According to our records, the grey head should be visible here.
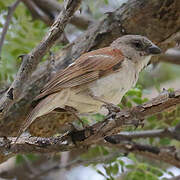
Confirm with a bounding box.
[110,35,161,68]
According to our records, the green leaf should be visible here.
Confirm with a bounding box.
[15,154,25,164]
[132,97,143,104]
[26,154,39,162]
[118,159,125,172]
[149,167,163,177]
[126,164,135,169]
[145,172,158,180]
[105,165,111,176]
[159,138,171,145]
[126,88,142,97]
[111,163,119,175]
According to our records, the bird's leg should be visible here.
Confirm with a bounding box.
[89,94,121,114]
[64,106,88,129]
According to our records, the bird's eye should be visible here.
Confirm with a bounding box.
[132,41,143,49]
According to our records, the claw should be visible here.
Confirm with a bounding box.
[65,106,89,129]
[133,121,144,129]
[102,103,121,114]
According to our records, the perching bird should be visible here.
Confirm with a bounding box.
[15,35,161,142]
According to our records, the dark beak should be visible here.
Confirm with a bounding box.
[147,45,162,55]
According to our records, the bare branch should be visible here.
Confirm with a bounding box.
[159,49,180,65]
[0,89,179,165]
[0,0,82,112]
[101,140,180,168]
[71,89,180,146]
[21,0,52,26]
[0,0,20,57]
[109,122,180,141]
[21,0,93,29]
[32,0,94,30]
[21,0,70,44]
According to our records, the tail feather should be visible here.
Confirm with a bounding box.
[14,90,70,144]
[14,103,41,144]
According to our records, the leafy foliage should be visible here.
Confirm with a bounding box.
[0,1,47,83]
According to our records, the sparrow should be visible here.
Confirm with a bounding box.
[15,35,161,142]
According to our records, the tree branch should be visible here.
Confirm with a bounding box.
[0,0,20,57]
[158,49,180,65]
[21,0,70,44]
[0,0,82,112]
[101,140,180,168]
[0,89,179,165]
[32,0,93,30]
[108,122,180,141]
[21,0,93,30]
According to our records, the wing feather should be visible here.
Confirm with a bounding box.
[35,47,124,101]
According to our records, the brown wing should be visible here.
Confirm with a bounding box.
[35,47,124,100]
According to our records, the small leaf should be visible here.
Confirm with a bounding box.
[149,167,163,177]
[126,164,135,169]
[16,155,25,164]
[111,163,119,175]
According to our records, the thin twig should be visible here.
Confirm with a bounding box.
[101,140,180,168]
[108,123,180,141]
[32,0,93,30]
[0,0,20,57]
[158,49,180,65]
[21,0,70,44]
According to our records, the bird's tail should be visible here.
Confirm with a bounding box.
[14,101,44,144]
[14,90,70,144]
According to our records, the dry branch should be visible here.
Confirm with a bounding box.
[0,89,179,166]
[21,0,93,30]
[108,122,180,141]
[158,49,180,65]
[0,0,82,112]
[32,0,93,30]
[102,141,180,168]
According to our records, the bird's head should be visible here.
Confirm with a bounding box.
[111,35,161,70]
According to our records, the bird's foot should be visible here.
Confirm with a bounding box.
[102,103,121,115]
[89,94,121,114]
[125,119,144,129]
[65,106,89,129]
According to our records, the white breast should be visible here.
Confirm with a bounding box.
[66,57,151,114]
[89,59,138,105]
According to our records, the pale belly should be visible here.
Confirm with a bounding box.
[66,60,139,114]
[89,61,137,104]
